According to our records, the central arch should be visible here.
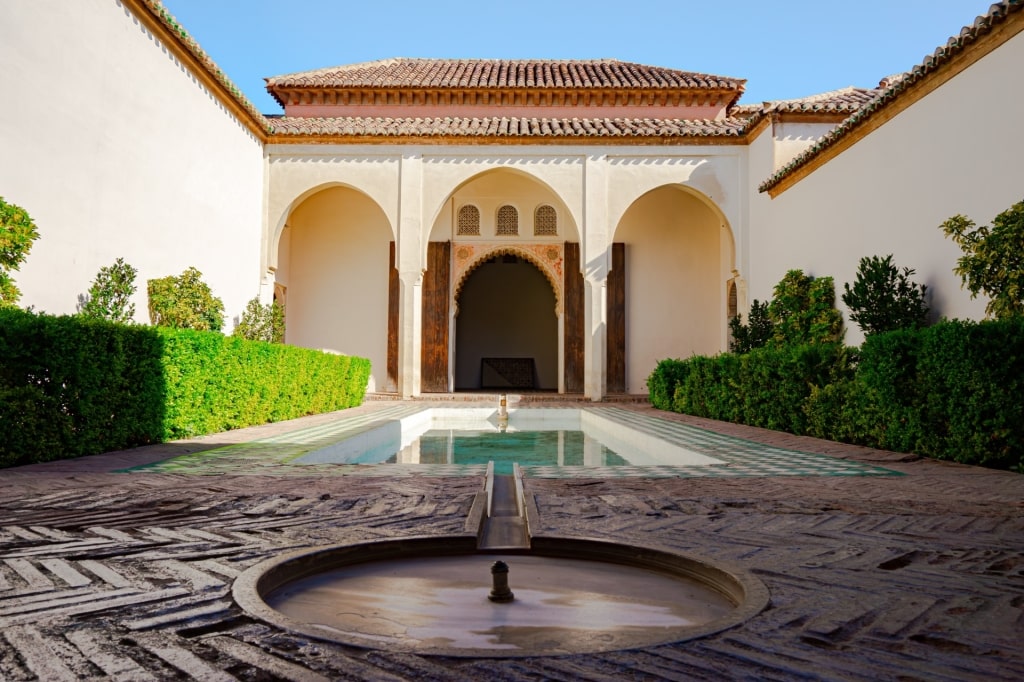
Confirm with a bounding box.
[453,250,559,391]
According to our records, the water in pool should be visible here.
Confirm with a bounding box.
[402,429,628,474]
[291,408,725,470]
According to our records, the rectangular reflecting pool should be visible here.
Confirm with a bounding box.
[293,408,724,473]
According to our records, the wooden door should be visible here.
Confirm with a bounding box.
[421,241,451,392]
[563,242,584,393]
[385,242,399,392]
[606,242,626,393]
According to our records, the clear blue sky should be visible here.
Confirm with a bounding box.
[161,0,994,115]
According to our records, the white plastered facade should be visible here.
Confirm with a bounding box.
[265,147,743,398]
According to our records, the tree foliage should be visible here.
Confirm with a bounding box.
[842,254,929,336]
[232,297,285,343]
[147,267,225,331]
[0,196,40,307]
[940,199,1024,319]
[79,257,138,323]
[728,299,773,353]
[768,270,844,346]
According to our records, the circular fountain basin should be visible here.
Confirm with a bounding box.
[233,536,768,657]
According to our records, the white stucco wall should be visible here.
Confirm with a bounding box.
[749,30,1023,344]
[0,0,264,327]
[771,121,842,170]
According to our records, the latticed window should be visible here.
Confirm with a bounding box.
[457,205,480,235]
[534,205,557,236]
[496,205,518,236]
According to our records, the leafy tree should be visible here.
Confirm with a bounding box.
[728,299,773,354]
[842,255,929,336]
[768,269,843,346]
[232,297,285,343]
[940,199,1024,319]
[0,197,40,307]
[147,267,225,331]
[79,257,138,323]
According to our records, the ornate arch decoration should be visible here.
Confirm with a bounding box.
[452,242,565,315]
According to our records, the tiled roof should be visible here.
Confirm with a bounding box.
[729,86,881,119]
[138,1,271,133]
[763,86,880,114]
[267,58,745,91]
[759,0,1024,194]
[265,115,751,140]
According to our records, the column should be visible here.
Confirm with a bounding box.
[582,154,610,401]
[396,153,424,398]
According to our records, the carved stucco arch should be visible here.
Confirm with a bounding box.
[452,243,564,317]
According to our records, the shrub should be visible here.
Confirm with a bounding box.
[148,267,225,331]
[157,328,370,439]
[738,342,851,434]
[233,297,285,343]
[647,359,690,410]
[654,317,1024,471]
[768,270,844,346]
[728,299,773,354]
[79,257,138,323]
[842,255,929,336]
[855,329,923,452]
[672,352,742,422]
[0,308,165,467]
[0,196,40,307]
[662,343,851,435]
[940,199,1024,319]
[0,308,371,468]
[915,319,1024,470]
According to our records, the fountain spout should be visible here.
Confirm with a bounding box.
[488,560,515,602]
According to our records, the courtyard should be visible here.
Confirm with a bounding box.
[1,399,1021,680]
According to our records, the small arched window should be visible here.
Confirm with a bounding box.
[457,205,480,235]
[496,205,518,236]
[534,205,557,236]
[727,281,738,319]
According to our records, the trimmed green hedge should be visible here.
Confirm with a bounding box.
[159,328,370,439]
[654,343,851,435]
[1,308,370,468]
[0,309,165,467]
[650,318,1024,471]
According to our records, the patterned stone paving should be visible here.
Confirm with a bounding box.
[0,402,1021,680]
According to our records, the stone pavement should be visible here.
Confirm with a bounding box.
[0,401,1021,680]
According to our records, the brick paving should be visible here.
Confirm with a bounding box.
[0,400,1021,680]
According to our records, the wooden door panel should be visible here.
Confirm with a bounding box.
[421,241,451,393]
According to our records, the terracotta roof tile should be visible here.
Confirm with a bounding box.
[265,115,750,139]
[730,86,881,118]
[266,58,745,91]
[764,86,881,114]
[759,0,1024,194]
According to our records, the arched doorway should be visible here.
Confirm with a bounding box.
[276,185,392,392]
[453,253,558,391]
[613,185,735,393]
